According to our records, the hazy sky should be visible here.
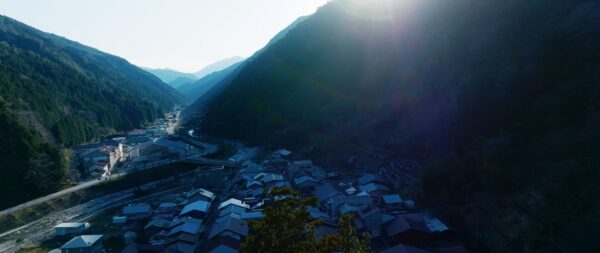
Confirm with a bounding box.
[0,0,329,72]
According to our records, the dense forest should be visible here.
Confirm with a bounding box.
[0,100,67,207]
[0,15,183,208]
[195,0,600,252]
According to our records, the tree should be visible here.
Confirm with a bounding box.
[241,187,372,253]
[320,214,373,253]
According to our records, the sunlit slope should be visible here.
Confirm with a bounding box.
[0,15,184,145]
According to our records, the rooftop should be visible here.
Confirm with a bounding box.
[219,198,250,210]
[61,235,103,249]
[180,200,211,215]
[54,222,87,228]
[209,216,249,239]
[382,194,403,204]
[123,204,151,214]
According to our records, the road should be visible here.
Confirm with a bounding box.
[0,154,237,218]
[0,182,194,253]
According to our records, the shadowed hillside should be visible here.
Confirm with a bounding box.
[194,0,600,251]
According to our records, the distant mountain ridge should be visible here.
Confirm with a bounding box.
[193,56,244,79]
[178,61,244,102]
[142,67,197,87]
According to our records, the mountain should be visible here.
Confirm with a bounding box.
[143,67,197,87]
[178,61,244,102]
[182,16,310,111]
[0,15,183,208]
[193,56,244,79]
[169,76,196,89]
[194,0,600,252]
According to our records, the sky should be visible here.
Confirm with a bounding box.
[0,0,329,72]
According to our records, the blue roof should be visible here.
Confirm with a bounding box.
[383,194,403,204]
[357,173,388,185]
[123,204,151,214]
[180,200,211,215]
[359,183,390,193]
[313,183,341,202]
[293,175,317,185]
[219,198,249,209]
[218,205,247,218]
[240,211,265,220]
[158,202,177,208]
[209,216,248,239]
[61,235,103,249]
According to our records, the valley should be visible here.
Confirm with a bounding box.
[0,0,599,253]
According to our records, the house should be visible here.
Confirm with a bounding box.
[358,173,388,186]
[293,160,313,170]
[207,237,241,253]
[79,145,121,171]
[380,243,431,253]
[186,188,216,203]
[238,162,264,178]
[209,216,248,241]
[179,200,211,219]
[88,161,109,175]
[61,235,103,253]
[121,243,164,253]
[168,221,203,238]
[293,175,318,190]
[254,173,284,185]
[240,211,265,220]
[156,202,178,214]
[144,219,171,237]
[313,183,342,207]
[219,198,250,210]
[331,195,378,219]
[345,186,357,195]
[112,216,127,224]
[54,223,90,236]
[359,182,391,200]
[383,214,431,246]
[218,204,247,219]
[308,207,336,226]
[272,149,292,158]
[122,204,152,220]
[245,179,263,190]
[165,233,199,253]
[357,207,394,232]
[382,194,404,210]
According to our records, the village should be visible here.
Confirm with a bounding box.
[69,110,212,182]
[46,144,470,253]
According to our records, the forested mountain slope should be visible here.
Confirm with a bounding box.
[0,15,183,145]
[178,62,243,102]
[0,15,183,208]
[195,0,600,251]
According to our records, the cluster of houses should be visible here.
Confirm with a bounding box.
[301,166,468,252]
[70,112,197,180]
[57,147,468,253]
[72,140,124,178]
